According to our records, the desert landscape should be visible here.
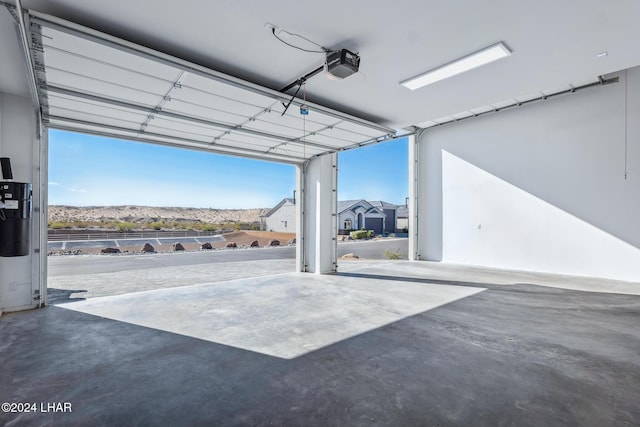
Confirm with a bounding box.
[48,205,264,226]
[47,205,297,255]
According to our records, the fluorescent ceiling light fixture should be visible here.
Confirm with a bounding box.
[400,42,511,90]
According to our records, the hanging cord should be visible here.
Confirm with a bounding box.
[271,27,333,54]
[624,69,628,180]
[303,82,307,159]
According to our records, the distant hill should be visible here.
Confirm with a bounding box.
[48,205,265,225]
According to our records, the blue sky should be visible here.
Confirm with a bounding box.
[48,129,408,209]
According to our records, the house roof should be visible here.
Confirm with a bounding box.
[265,198,393,217]
[261,198,295,217]
[368,201,398,209]
[337,199,385,217]
[337,200,362,213]
[396,206,409,218]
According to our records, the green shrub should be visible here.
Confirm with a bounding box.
[350,229,374,240]
[198,223,218,232]
[116,222,136,232]
[49,221,70,229]
[148,221,165,230]
[48,220,90,229]
[384,249,402,260]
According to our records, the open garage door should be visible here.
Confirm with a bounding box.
[25,11,395,165]
[10,7,397,306]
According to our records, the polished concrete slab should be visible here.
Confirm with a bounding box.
[46,257,389,303]
[1,261,639,426]
[47,258,297,302]
[57,271,485,359]
[351,261,640,295]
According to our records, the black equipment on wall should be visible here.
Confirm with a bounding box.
[0,158,32,257]
[0,157,13,179]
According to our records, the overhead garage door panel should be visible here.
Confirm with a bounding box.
[279,104,347,127]
[40,26,182,82]
[324,126,381,143]
[47,93,150,124]
[333,121,390,139]
[42,50,179,97]
[142,123,218,143]
[246,115,334,136]
[48,117,307,164]
[29,11,395,164]
[181,73,278,110]
[48,107,142,131]
[142,117,228,139]
[217,132,284,146]
[221,140,318,159]
[44,68,167,107]
[169,87,272,121]
[255,110,333,134]
[217,139,327,159]
[303,133,357,147]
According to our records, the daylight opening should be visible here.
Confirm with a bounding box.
[46,129,297,304]
[336,137,409,261]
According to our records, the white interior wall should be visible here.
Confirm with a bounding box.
[0,92,41,312]
[417,68,640,282]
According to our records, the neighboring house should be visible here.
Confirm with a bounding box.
[369,200,399,234]
[263,198,403,235]
[260,198,295,232]
[395,205,408,232]
[338,200,386,235]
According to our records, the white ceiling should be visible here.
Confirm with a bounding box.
[2,0,640,132]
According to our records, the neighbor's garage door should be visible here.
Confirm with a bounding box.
[365,218,384,235]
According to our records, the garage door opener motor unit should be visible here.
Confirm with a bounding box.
[0,157,32,257]
[325,49,360,79]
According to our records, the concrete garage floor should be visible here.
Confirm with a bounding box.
[1,262,639,426]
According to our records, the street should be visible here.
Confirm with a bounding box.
[48,238,408,276]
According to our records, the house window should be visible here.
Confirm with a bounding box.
[344,218,352,230]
